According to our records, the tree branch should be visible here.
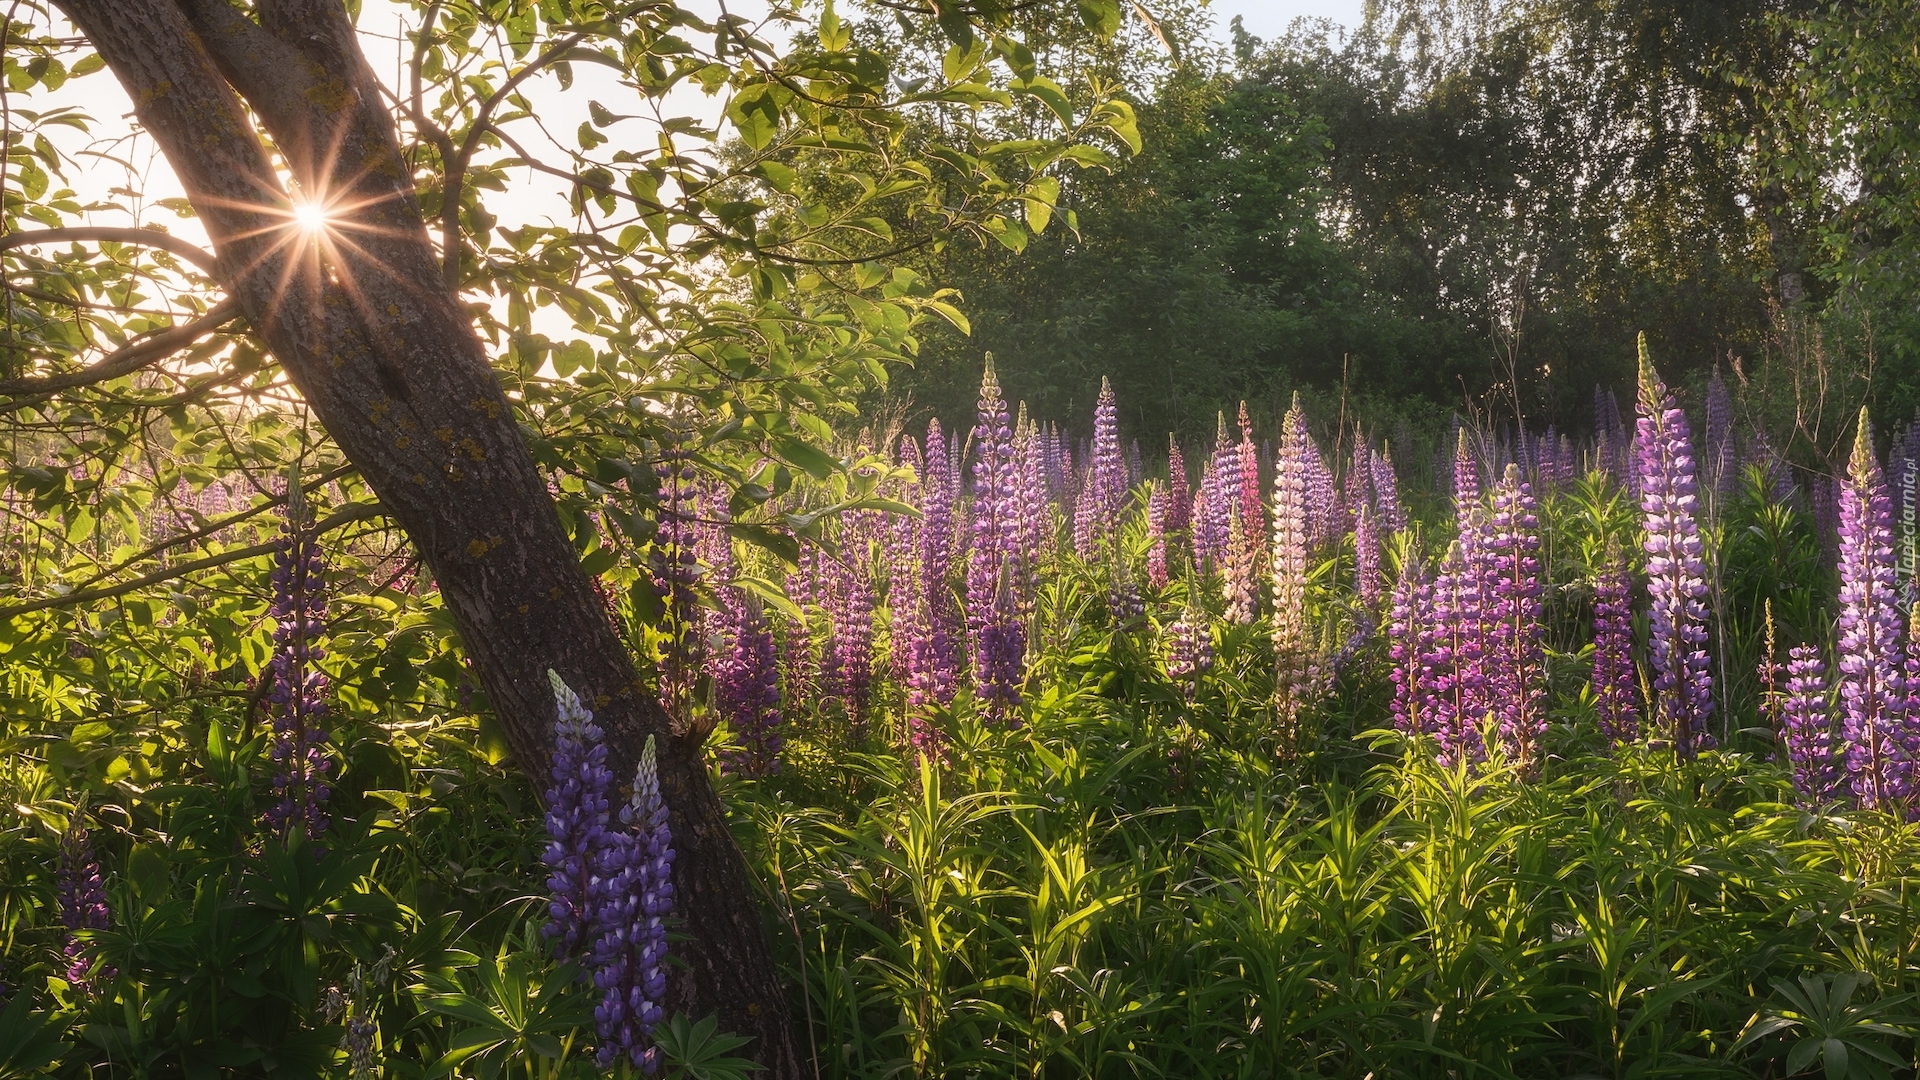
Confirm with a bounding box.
[0,226,220,275]
[0,297,240,397]
[0,501,381,621]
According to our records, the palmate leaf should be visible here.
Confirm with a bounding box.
[0,995,69,1078]
[655,1014,761,1079]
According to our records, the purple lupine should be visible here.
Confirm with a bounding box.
[57,814,112,992]
[265,499,334,839]
[1449,429,1493,728]
[1164,585,1213,698]
[1344,437,1371,537]
[1146,481,1170,592]
[1591,554,1639,744]
[1836,410,1909,809]
[1389,555,1435,736]
[966,358,1025,719]
[1071,468,1095,559]
[782,544,818,704]
[1428,542,1489,768]
[1783,645,1839,805]
[1166,436,1191,537]
[1370,447,1406,534]
[975,570,1027,719]
[542,671,616,963]
[652,436,704,721]
[1014,416,1048,612]
[1354,500,1383,611]
[888,436,925,687]
[1705,365,1735,509]
[592,735,676,1073]
[716,594,783,776]
[911,422,961,713]
[1271,395,1320,735]
[827,524,876,721]
[1304,439,1339,550]
[1194,414,1235,570]
[1595,386,1629,485]
[1636,340,1715,758]
[1487,465,1546,765]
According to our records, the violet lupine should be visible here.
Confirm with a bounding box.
[57,815,112,992]
[828,527,876,721]
[1836,409,1909,810]
[652,438,703,721]
[1354,500,1383,612]
[1428,543,1489,768]
[1591,555,1639,744]
[1088,379,1126,544]
[1166,436,1191,537]
[888,436,925,687]
[265,502,334,839]
[911,422,961,712]
[1635,340,1715,758]
[1344,437,1371,537]
[542,671,615,963]
[1487,465,1546,765]
[1370,447,1407,534]
[1193,414,1235,570]
[1014,417,1049,612]
[592,735,676,1073]
[1146,482,1170,591]
[1304,440,1339,549]
[1164,586,1213,698]
[1271,395,1320,736]
[1389,556,1436,736]
[782,546,818,703]
[715,594,783,777]
[1448,429,1493,727]
[1071,469,1096,559]
[966,358,1025,718]
[1783,645,1839,805]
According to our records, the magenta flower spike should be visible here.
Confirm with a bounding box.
[1783,645,1839,805]
[57,812,113,992]
[1591,553,1639,745]
[1271,394,1321,733]
[1429,543,1489,768]
[1488,465,1546,765]
[1836,409,1909,809]
[1192,416,1234,571]
[1635,337,1716,758]
[1167,436,1191,537]
[1237,402,1265,557]
[1370,447,1407,534]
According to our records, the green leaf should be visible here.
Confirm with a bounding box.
[1077,0,1123,36]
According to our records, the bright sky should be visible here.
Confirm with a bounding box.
[1205,0,1367,41]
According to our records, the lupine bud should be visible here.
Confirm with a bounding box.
[1837,409,1908,809]
[1591,554,1639,744]
[265,492,334,839]
[57,814,112,992]
[1783,646,1838,805]
[1636,337,1715,757]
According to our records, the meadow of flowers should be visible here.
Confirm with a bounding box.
[15,335,1920,1077]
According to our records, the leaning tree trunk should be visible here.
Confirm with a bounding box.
[54,1,801,1073]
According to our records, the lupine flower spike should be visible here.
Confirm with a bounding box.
[542,671,615,962]
[592,735,675,1073]
[1836,408,1908,809]
[266,472,334,839]
[1165,577,1213,698]
[1591,549,1639,744]
[1488,465,1545,765]
[57,804,113,993]
[1271,395,1320,740]
[1783,646,1838,805]
[1635,336,1714,757]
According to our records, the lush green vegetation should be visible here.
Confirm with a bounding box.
[4,0,1920,1077]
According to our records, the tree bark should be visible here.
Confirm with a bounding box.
[52,2,801,1073]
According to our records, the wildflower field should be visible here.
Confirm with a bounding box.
[8,0,1920,1077]
[11,332,1920,1079]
